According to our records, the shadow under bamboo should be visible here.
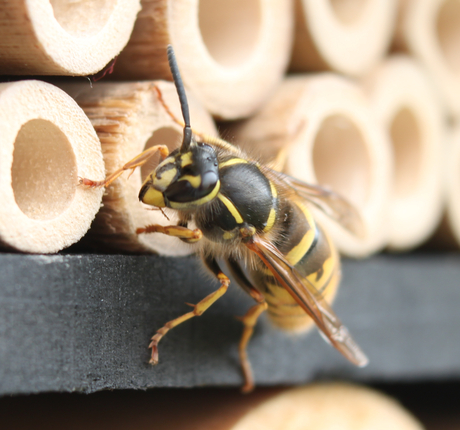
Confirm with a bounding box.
[0,80,105,253]
[61,81,217,256]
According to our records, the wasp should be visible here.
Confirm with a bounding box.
[81,46,368,392]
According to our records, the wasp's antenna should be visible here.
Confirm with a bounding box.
[167,45,192,152]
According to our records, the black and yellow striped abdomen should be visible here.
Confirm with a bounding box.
[252,200,341,332]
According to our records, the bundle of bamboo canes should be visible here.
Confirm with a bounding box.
[1,0,458,252]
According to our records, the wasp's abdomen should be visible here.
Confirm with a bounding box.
[256,200,340,332]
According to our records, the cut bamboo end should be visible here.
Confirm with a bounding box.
[0,0,141,76]
[229,75,392,258]
[394,0,460,117]
[362,56,445,251]
[61,81,217,256]
[290,0,397,77]
[111,0,293,119]
[230,384,424,430]
[0,80,105,253]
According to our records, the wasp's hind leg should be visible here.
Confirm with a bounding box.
[79,144,170,188]
[149,256,230,365]
[227,259,268,393]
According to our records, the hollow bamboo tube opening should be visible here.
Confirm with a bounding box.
[198,0,261,68]
[290,0,397,77]
[436,0,460,74]
[329,0,369,24]
[390,108,422,199]
[363,56,445,251]
[394,0,460,117]
[312,115,371,209]
[61,81,217,255]
[11,119,77,220]
[0,80,105,253]
[112,0,293,119]
[0,0,141,75]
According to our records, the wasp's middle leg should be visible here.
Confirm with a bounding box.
[149,257,230,365]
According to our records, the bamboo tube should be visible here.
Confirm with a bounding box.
[362,56,445,251]
[393,0,460,117]
[290,0,397,77]
[61,81,217,256]
[227,75,392,258]
[0,384,424,430]
[0,0,141,76]
[110,0,293,120]
[0,80,105,253]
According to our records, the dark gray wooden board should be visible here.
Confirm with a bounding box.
[0,252,459,395]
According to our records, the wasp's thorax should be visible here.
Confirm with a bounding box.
[139,141,220,210]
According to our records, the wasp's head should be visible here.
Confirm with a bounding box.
[139,141,220,210]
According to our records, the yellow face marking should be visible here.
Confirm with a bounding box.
[169,180,221,209]
[218,158,248,169]
[180,152,193,168]
[218,194,244,224]
[153,166,177,191]
[141,187,165,207]
[285,202,316,267]
[179,174,201,188]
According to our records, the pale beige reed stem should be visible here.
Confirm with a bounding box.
[290,0,397,77]
[0,0,141,76]
[362,55,446,251]
[393,0,460,118]
[111,0,293,120]
[227,74,392,258]
[0,80,105,253]
[61,81,216,256]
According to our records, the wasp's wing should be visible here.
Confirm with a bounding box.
[266,169,365,239]
[246,235,368,367]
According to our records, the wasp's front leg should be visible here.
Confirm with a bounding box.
[79,144,169,188]
[136,224,202,243]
